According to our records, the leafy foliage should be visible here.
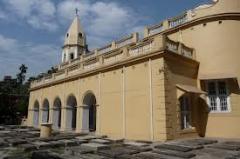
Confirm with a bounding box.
[0,64,32,124]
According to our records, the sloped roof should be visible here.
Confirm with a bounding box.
[64,16,85,46]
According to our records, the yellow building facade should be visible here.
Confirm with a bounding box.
[27,0,240,141]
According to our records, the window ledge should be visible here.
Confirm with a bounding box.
[209,110,231,114]
[180,127,196,134]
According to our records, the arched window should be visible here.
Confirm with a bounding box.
[33,101,40,127]
[82,92,97,132]
[66,95,77,130]
[42,99,50,123]
[53,98,62,129]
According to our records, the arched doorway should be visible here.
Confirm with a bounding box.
[83,92,97,132]
[33,101,39,127]
[42,99,49,123]
[53,98,61,130]
[66,95,77,130]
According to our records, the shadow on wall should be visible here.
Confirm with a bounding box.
[196,97,209,137]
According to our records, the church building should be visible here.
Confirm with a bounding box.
[27,0,240,141]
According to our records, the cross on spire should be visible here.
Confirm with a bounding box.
[75,8,79,16]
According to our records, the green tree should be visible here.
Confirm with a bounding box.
[17,64,28,85]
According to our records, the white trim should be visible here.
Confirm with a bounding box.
[149,59,154,141]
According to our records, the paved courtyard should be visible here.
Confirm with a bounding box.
[0,125,240,159]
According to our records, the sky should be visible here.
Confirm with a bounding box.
[0,0,212,80]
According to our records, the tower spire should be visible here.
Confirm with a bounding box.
[62,9,86,63]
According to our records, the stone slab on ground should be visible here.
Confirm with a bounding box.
[208,143,240,151]
[135,152,183,159]
[193,147,239,159]
[70,138,88,145]
[115,154,142,159]
[81,143,110,151]
[155,143,193,152]
[80,153,111,159]
[31,150,62,159]
[0,140,8,148]
[224,141,240,146]
[6,138,27,146]
[75,135,99,141]
[32,141,52,149]
[90,139,111,144]
[26,131,40,136]
[0,131,11,134]
[48,140,66,148]
[183,138,218,146]
[125,145,152,152]
[15,128,29,133]
[65,146,94,156]
[98,146,139,158]
[19,143,37,152]
[124,141,149,147]
[58,139,79,147]
[153,148,196,158]
[104,138,124,143]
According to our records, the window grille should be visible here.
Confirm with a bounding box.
[207,80,230,113]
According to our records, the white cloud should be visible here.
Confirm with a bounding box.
[57,0,90,22]
[0,34,60,79]
[0,34,18,52]
[1,0,144,43]
[57,0,143,48]
[2,0,58,31]
[0,0,145,78]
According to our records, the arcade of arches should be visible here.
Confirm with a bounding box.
[31,92,97,133]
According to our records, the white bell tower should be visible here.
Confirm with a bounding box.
[62,9,87,63]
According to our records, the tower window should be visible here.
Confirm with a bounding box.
[78,33,82,38]
[69,53,74,60]
[66,33,69,37]
[63,53,66,62]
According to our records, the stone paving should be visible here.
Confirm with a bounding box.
[0,125,240,159]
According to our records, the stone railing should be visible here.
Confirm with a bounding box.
[148,23,164,36]
[144,12,189,37]
[129,41,153,57]
[165,37,195,59]
[169,13,188,28]
[116,34,135,48]
[98,44,112,54]
[31,35,195,88]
